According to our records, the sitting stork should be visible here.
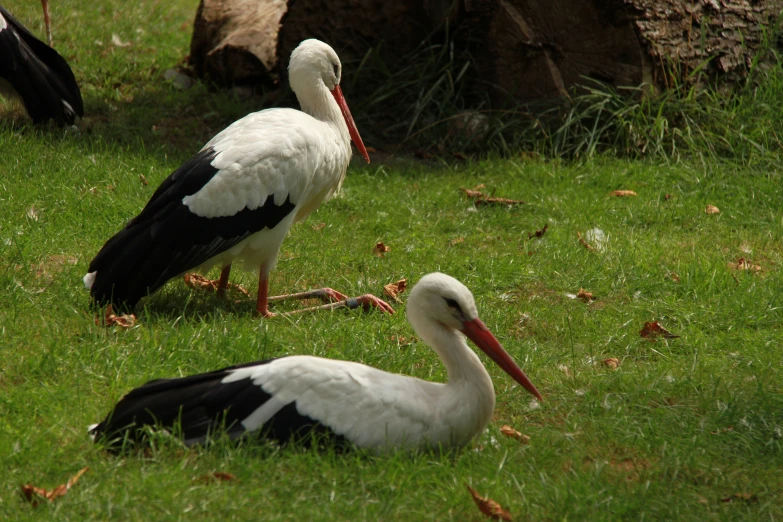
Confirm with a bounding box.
[89,273,543,452]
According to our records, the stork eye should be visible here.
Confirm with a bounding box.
[332,63,339,78]
[444,297,463,315]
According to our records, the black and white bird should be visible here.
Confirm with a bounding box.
[83,38,392,316]
[0,2,83,125]
[89,273,543,451]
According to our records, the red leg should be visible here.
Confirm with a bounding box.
[41,0,52,46]
[256,271,275,318]
[216,265,231,298]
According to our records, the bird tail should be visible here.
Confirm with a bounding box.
[84,219,188,308]
[0,5,84,125]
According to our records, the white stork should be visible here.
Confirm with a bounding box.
[83,39,393,316]
[89,273,543,452]
[0,2,83,125]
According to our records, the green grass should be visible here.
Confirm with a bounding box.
[2,0,783,520]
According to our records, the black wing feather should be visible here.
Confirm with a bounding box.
[91,357,344,449]
[87,146,297,307]
[0,6,83,125]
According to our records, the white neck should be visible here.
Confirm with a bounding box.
[409,316,496,443]
[295,84,349,142]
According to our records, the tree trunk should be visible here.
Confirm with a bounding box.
[188,0,782,99]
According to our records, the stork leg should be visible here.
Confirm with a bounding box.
[41,0,53,46]
[266,287,395,315]
[256,270,275,318]
[216,265,232,298]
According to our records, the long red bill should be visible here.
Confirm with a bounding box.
[461,318,543,401]
[330,85,370,164]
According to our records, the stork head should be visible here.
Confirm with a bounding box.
[288,39,370,163]
[407,273,543,401]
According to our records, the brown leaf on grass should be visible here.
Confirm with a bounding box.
[195,472,236,484]
[576,288,594,302]
[610,190,637,197]
[96,304,136,329]
[602,357,620,370]
[710,426,734,435]
[705,204,720,214]
[460,188,487,199]
[449,237,465,246]
[373,242,391,257]
[664,194,673,201]
[466,485,513,521]
[577,232,596,251]
[390,334,418,347]
[639,321,679,339]
[383,278,408,304]
[183,273,250,297]
[500,425,531,444]
[669,272,681,283]
[698,496,709,505]
[528,223,548,239]
[475,197,525,207]
[312,222,326,231]
[139,173,149,186]
[21,467,89,506]
[721,493,758,503]
[728,258,762,272]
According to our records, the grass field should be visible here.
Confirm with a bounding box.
[1,0,782,520]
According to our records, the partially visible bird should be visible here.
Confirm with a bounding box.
[0,2,83,125]
[89,273,543,451]
[83,39,392,316]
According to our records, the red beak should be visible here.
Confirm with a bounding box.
[461,318,543,401]
[330,85,370,164]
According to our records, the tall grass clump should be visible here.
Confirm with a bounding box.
[344,24,783,165]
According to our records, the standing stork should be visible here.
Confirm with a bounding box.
[0,2,83,125]
[83,39,393,316]
[89,273,543,451]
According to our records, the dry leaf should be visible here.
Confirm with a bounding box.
[466,485,513,521]
[639,321,679,339]
[669,272,681,283]
[698,496,709,505]
[312,222,326,231]
[21,467,89,506]
[528,223,548,239]
[195,472,236,484]
[139,173,148,186]
[373,242,391,257]
[390,334,418,347]
[602,357,620,370]
[111,33,131,47]
[383,278,408,304]
[577,232,596,252]
[500,425,530,444]
[460,188,487,199]
[721,493,757,503]
[183,273,250,297]
[27,205,40,221]
[710,426,734,435]
[576,288,594,302]
[610,190,637,197]
[728,258,762,272]
[475,197,525,206]
[705,205,720,214]
[96,304,136,329]
[664,194,673,201]
[449,237,465,246]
